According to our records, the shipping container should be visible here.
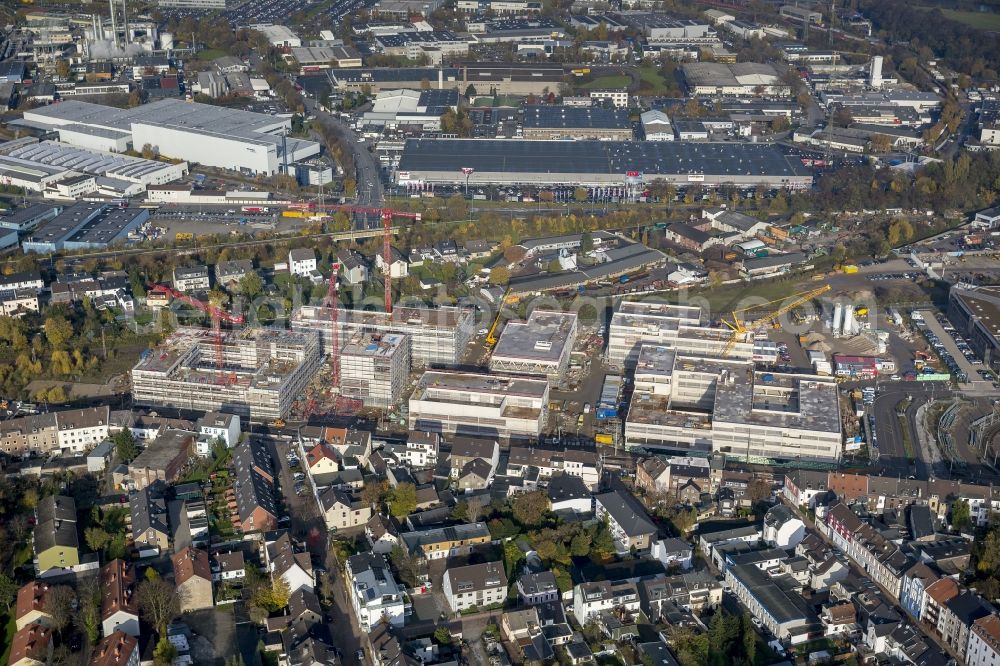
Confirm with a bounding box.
[595,434,614,445]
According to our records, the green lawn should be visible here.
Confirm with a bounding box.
[637,65,672,95]
[917,5,1000,30]
[580,75,631,90]
[195,48,227,61]
[0,612,15,666]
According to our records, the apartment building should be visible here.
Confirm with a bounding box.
[442,561,507,612]
[100,560,139,637]
[291,305,474,367]
[346,553,406,632]
[232,439,278,533]
[340,332,410,408]
[595,488,658,554]
[90,632,138,666]
[968,615,1000,666]
[409,371,549,440]
[726,562,817,643]
[129,485,170,552]
[572,580,640,626]
[129,429,195,491]
[318,487,371,532]
[506,445,600,489]
[34,495,80,574]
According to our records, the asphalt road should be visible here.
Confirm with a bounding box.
[871,382,951,479]
[305,100,385,212]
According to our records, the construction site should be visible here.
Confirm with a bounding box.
[130,326,322,421]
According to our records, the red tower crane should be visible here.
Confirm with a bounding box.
[148,283,246,384]
[287,203,421,314]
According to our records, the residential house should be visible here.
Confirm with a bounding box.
[89,632,139,666]
[595,488,658,554]
[517,571,560,606]
[639,570,721,619]
[795,533,848,591]
[442,561,507,612]
[129,429,195,491]
[923,578,961,630]
[636,457,670,494]
[763,505,805,549]
[548,474,593,514]
[457,458,494,490]
[319,487,371,532]
[172,266,210,292]
[783,469,830,508]
[572,580,640,627]
[365,514,400,555]
[968,614,1000,666]
[400,522,491,561]
[212,551,246,582]
[304,442,340,486]
[266,587,323,632]
[375,247,408,278]
[449,438,500,479]
[34,495,79,574]
[55,406,111,455]
[266,531,314,593]
[391,432,439,469]
[501,607,553,663]
[214,259,255,288]
[129,485,170,552]
[726,562,818,643]
[335,250,369,285]
[289,248,318,278]
[172,547,214,612]
[15,583,53,631]
[196,412,240,456]
[100,559,139,637]
[346,553,406,631]
[822,603,857,636]
[8,624,53,666]
[506,446,600,490]
[650,538,693,570]
[899,562,939,621]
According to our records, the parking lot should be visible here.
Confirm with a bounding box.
[913,310,994,388]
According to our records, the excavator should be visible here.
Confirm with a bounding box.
[719,284,832,357]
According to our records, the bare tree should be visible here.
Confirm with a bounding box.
[465,494,487,524]
[137,578,180,635]
[43,585,76,634]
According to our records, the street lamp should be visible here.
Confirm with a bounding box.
[461,167,474,198]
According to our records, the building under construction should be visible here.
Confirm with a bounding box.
[131,327,322,420]
[490,311,578,382]
[290,305,474,367]
[340,331,410,408]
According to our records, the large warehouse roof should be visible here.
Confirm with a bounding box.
[397,139,811,181]
[5,141,183,183]
[523,105,631,130]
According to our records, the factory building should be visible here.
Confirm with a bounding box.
[607,300,753,368]
[131,327,322,420]
[681,62,790,97]
[624,342,842,463]
[340,331,410,408]
[949,286,1000,373]
[0,154,73,192]
[290,305,474,367]
[20,99,319,176]
[521,106,633,141]
[22,203,149,253]
[409,371,549,440]
[396,139,812,189]
[490,311,578,381]
[0,140,187,188]
[331,63,566,95]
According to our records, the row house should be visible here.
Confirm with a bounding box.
[506,445,600,490]
[821,502,912,600]
[968,615,1000,666]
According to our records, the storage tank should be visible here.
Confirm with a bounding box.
[832,303,843,336]
[159,32,173,50]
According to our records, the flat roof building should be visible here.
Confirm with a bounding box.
[396,139,812,189]
[521,106,633,141]
[490,311,578,382]
[340,331,410,408]
[23,203,149,254]
[2,140,187,186]
[131,327,322,420]
[290,304,474,367]
[409,371,549,440]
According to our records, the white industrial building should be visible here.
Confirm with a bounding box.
[290,305,474,366]
[0,154,72,192]
[361,89,460,130]
[340,331,410,408]
[20,99,320,176]
[641,110,674,141]
[409,371,549,440]
[607,300,753,368]
[1,140,187,188]
[490,311,578,382]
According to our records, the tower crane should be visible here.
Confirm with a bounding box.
[719,284,832,357]
[285,203,421,314]
[148,283,246,384]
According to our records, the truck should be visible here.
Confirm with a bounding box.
[841,264,859,274]
[596,408,618,420]
[282,210,310,218]
[242,206,269,214]
[175,232,194,241]
[724,252,738,261]
[595,434,614,445]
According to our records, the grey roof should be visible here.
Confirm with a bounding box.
[35,495,79,553]
[946,591,993,625]
[666,222,711,244]
[596,489,657,537]
[547,474,591,504]
[518,571,558,596]
[907,505,935,540]
[522,105,630,130]
[444,560,507,591]
[398,139,811,179]
[742,252,807,270]
[638,641,680,666]
[130,485,169,541]
[730,562,817,625]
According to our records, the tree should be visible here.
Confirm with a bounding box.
[887,219,914,246]
[137,578,180,635]
[580,231,594,254]
[141,143,157,160]
[84,526,111,553]
[570,533,592,557]
[747,479,772,504]
[0,573,17,611]
[44,315,74,350]
[42,585,76,633]
[869,133,893,153]
[361,479,389,510]
[76,578,101,644]
[153,636,178,666]
[952,499,972,532]
[978,528,1000,574]
[433,626,452,645]
[114,429,139,463]
[771,115,790,132]
[238,272,263,299]
[547,259,562,273]
[489,266,511,286]
[464,84,477,98]
[55,59,71,79]
[832,106,854,127]
[389,482,417,517]
[574,187,589,203]
[512,491,549,527]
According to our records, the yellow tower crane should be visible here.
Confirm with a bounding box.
[719,284,832,357]
[485,287,513,347]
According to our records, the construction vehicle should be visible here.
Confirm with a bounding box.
[841,264,859,274]
[272,419,286,429]
[175,232,193,241]
[485,287,511,347]
[719,284,832,357]
[148,283,246,385]
[595,434,614,445]
[855,306,869,317]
